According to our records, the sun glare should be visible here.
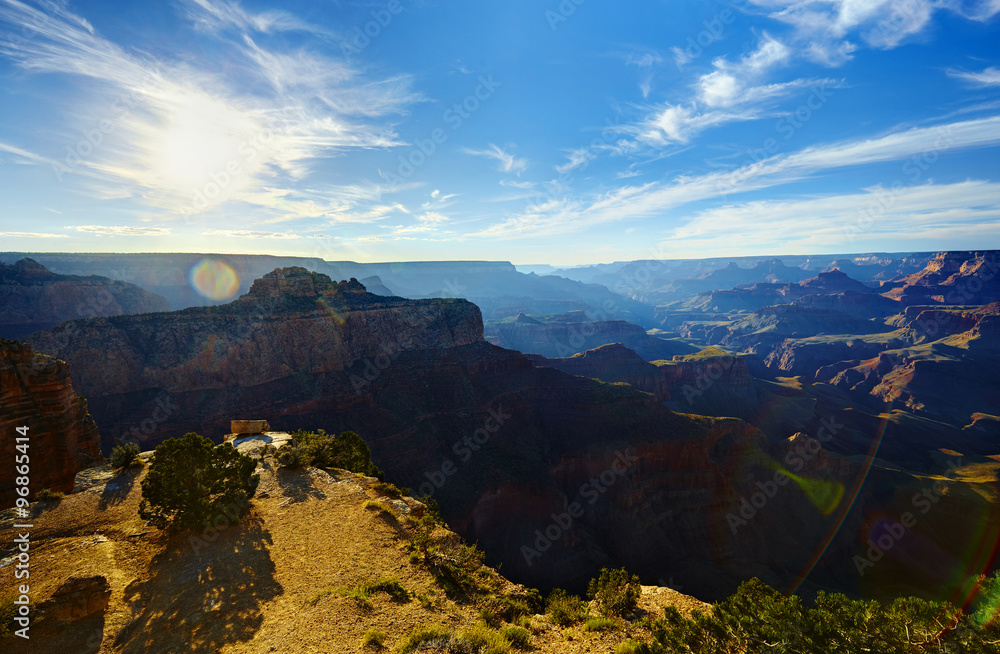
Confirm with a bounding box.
[150,93,260,204]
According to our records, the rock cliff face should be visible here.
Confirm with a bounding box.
[28,268,483,448]
[881,251,1000,304]
[0,252,341,310]
[488,314,697,360]
[527,343,750,406]
[22,266,998,602]
[23,268,818,598]
[0,339,101,507]
[0,259,171,339]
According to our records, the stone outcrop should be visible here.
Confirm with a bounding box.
[0,339,101,507]
[37,576,111,623]
[881,251,1000,304]
[488,314,697,360]
[527,343,750,406]
[0,258,170,339]
[28,267,484,449]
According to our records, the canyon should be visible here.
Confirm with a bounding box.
[16,258,1000,603]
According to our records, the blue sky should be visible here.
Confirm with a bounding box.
[0,0,998,266]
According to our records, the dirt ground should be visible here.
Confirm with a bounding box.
[1,459,709,653]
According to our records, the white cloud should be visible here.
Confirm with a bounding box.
[749,0,1000,64]
[0,0,418,217]
[0,231,67,238]
[473,114,1000,239]
[625,36,836,147]
[202,229,302,238]
[555,148,595,174]
[696,35,791,107]
[463,144,528,175]
[948,66,1000,87]
[417,211,449,224]
[660,180,1000,253]
[180,0,328,36]
[72,225,172,236]
[636,104,758,145]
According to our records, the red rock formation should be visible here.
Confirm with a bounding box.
[882,251,1000,304]
[0,339,101,507]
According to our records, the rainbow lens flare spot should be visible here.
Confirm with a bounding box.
[190,258,240,300]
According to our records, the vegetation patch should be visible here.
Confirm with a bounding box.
[588,567,641,618]
[34,488,64,502]
[291,429,383,479]
[395,625,453,654]
[546,588,588,626]
[138,432,259,531]
[361,629,386,648]
[110,441,143,470]
[584,616,618,632]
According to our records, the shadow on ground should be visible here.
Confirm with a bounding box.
[98,466,142,510]
[113,512,282,654]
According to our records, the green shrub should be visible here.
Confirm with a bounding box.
[646,575,1000,654]
[395,625,452,654]
[412,493,445,524]
[340,577,411,609]
[138,432,259,531]
[274,444,301,468]
[584,617,618,632]
[110,442,142,469]
[546,588,587,626]
[35,488,64,502]
[499,624,531,648]
[362,629,386,648]
[363,499,396,520]
[454,624,511,654]
[614,639,651,654]
[292,429,383,479]
[588,567,641,617]
[373,481,403,498]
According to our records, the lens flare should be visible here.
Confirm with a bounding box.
[784,469,845,515]
[760,456,845,516]
[190,258,240,301]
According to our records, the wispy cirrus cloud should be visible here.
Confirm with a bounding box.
[180,0,329,37]
[463,144,528,175]
[0,231,67,238]
[202,229,303,239]
[473,114,1000,239]
[0,0,419,219]
[71,225,172,236]
[623,36,839,147]
[660,180,1000,254]
[748,0,1000,65]
[948,66,1000,87]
